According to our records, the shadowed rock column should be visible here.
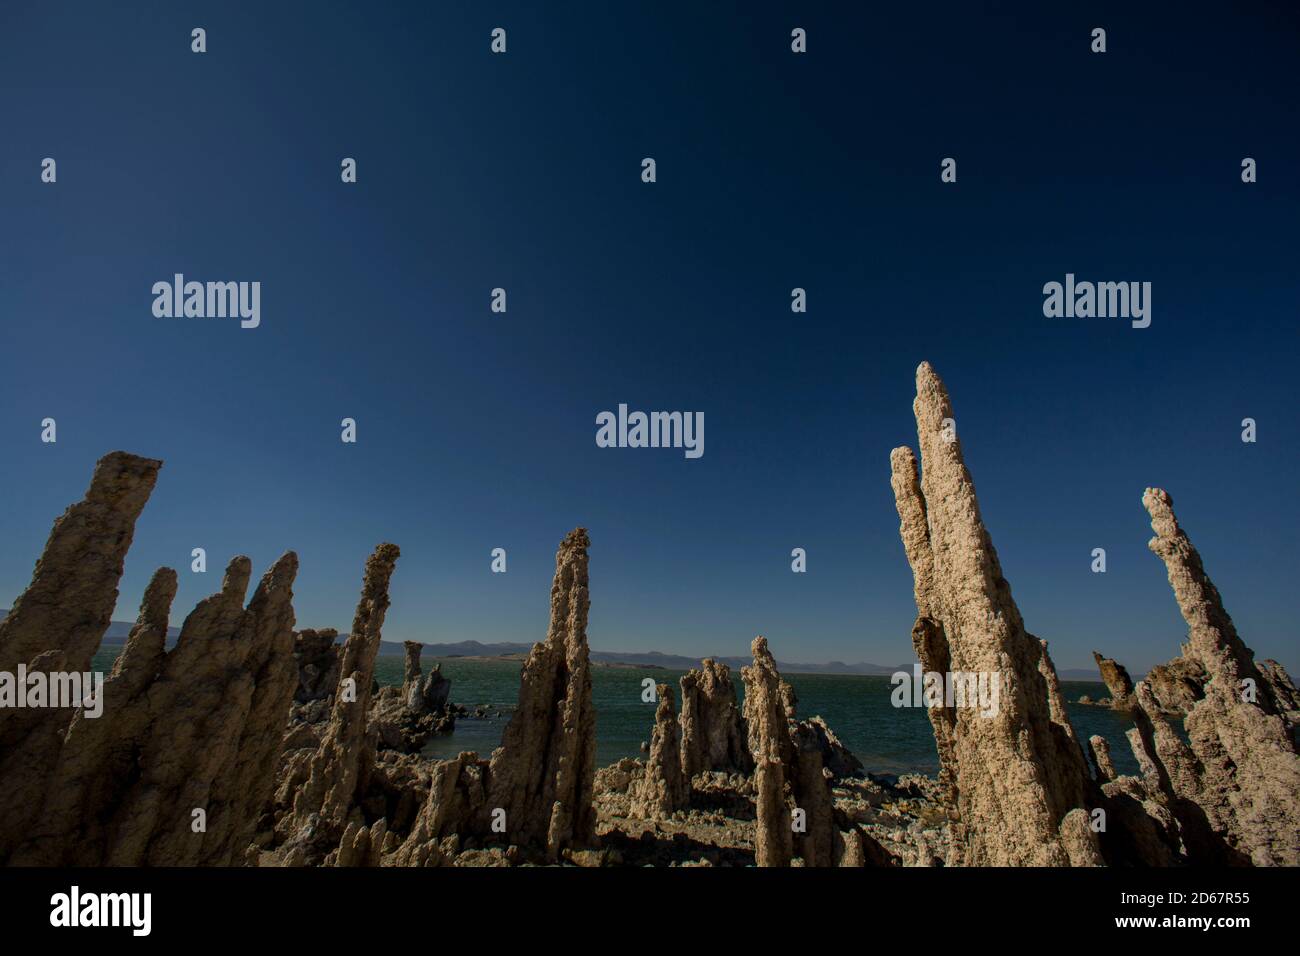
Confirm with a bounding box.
[399,640,450,715]
[679,658,752,777]
[1137,488,1300,866]
[0,451,161,862]
[108,552,299,865]
[1126,727,1160,783]
[789,720,839,866]
[385,529,597,865]
[0,451,161,679]
[13,551,299,866]
[403,641,422,692]
[332,818,388,867]
[1145,649,1206,716]
[634,683,688,818]
[889,362,1096,866]
[486,528,597,860]
[1089,735,1118,782]
[798,716,864,779]
[9,567,177,865]
[742,636,792,867]
[1040,638,1082,748]
[201,553,301,865]
[889,446,958,809]
[293,628,341,707]
[284,543,401,856]
[1,452,301,866]
[1092,651,1136,710]
[1258,660,1300,721]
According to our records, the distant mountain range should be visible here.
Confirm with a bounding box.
[401,639,911,676]
[414,640,1101,680]
[0,611,183,644]
[0,610,1104,679]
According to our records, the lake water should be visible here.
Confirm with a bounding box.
[91,649,1141,777]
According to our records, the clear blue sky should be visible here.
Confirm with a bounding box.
[1,2,1296,674]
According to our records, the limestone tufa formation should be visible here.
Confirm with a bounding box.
[1259,660,1300,725]
[289,628,341,726]
[389,528,598,864]
[485,528,597,856]
[293,628,341,704]
[368,641,456,753]
[741,636,793,867]
[797,715,864,780]
[0,452,301,866]
[274,543,401,862]
[1130,488,1300,866]
[632,683,688,818]
[679,659,752,778]
[0,452,162,861]
[1089,735,1118,783]
[889,363,1100,866]
[1144,649,1207,717]
[1092,651,1136,710]
[401,642,452,715]
[739,637,878,867]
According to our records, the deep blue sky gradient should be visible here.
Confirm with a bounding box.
[1,2,1297,673]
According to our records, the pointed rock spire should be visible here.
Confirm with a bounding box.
[1137,488,1300,865]
[889,362,1094,865]
[487,528,597,859]
[634,683,688,818]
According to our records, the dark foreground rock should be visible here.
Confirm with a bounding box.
[0,452,301,866]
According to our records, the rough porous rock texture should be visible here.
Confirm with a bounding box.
[743,675,795,772]
[398,641,452,715]
[679,659,752,778]
[7,567,178,864]
[19,553,301,866]
[735,638,883,867]
[797,715,865,780]
[369,641,455,753]
[889,463,958,806]
[1144,649,1207,717]
[273,543,401,864]
[1039,638,1082,750]
[1089,735,1118,782]
[293,629,341,706]
[1092,651,1136,710]
[889,363,1098,866]
[0,451,303,866]
[331,818,389,867]
[0,451,161,861]
[789,719,838,865]
[386,751,488,866]
[484,528,597,858]
[1258,660,1300,726]
[632,683,688,818]
[107,554,298,866]
[590,639,891,867]
[389,529,598,865]
[741,636,793,867]
[1135,488,1300,866]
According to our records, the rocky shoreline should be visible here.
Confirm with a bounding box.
[0,361,1295,867]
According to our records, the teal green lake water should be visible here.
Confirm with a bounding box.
[91,649,1140,777]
